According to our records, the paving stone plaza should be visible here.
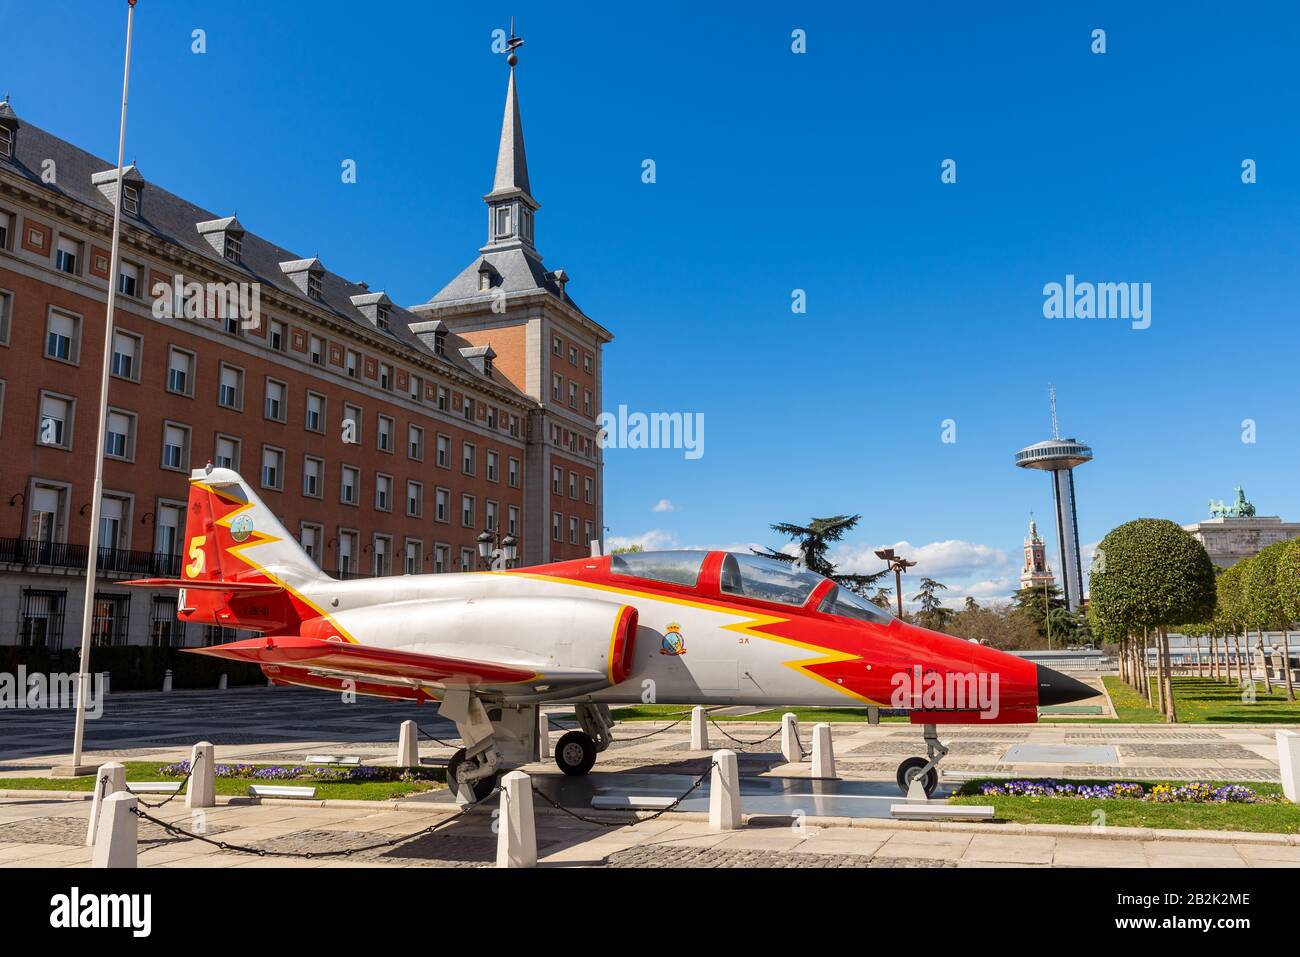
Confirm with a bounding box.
[2,685,1297,869]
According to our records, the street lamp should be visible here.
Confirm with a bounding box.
[477,529,518,570]
[874,547,917,618]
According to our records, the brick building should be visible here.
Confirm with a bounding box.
[0,56,610,650]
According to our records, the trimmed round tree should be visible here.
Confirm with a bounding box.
[1244,541,1290,695]
[1272,538,1300,701]
[1217,561,1248,685]
[1090,519,1216,721]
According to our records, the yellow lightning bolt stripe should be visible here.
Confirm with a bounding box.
[502,571,880,705]
[195,481,361,644]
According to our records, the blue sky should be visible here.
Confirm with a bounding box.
[6,1,1299,606]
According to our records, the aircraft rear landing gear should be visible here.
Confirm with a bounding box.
[447,747,499,802]
[896,724,949,797]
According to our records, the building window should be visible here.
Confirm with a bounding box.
[309,334,324,365]
[436,434,451,468]
[122,185,140,216]
[569,382,578,409]
[569,345,578,366]
[437,386,448,411]
[303,456,323,498]
[432,544,448,573]
[27,483,69,544]
[91,593,131,647]
[96,493,131,551]
[551,467,562,495]
[167,348,195,396]
[307,272,322,300]
[104,409,135,460]
[341,466,360,506]
[373,535,391,576]
[46,310,80,363]
[218,364,243,409]
[375,473,392,512]
[404,539,422,575]
[156,504,183,565]
[460,548,474,572]
[584,476,594,504]
[584,520,594,546]
[264,378,286,422]
[379,362,392,391]
[462,441,476,475]
[300,523,322,562]
[409,373,422,401]
[408,424,424,460]
[487,406,498,430]
[584,389,592,415]
[461,494,475,528]
[0,211,9,250]
[434,330,447,357]
[345,350,359,378]
[435,488,449,523]
[552,335,562,356]
[0,289,11,345]
[551,374,562,401]
[37,393,74,449]
[224,233,241,263]
[463,398,475,422]
[55,235,80,275]
[569,516,579,545]
[376,305,390,331]
[377,414,394,453]
[342,403,362,445]
[305,392,325,433]
[583,352,593,373]
[118,261,140,298]
[486,449,499,482]
[214,434,239,470]
[508,505,519,536]
[569,471,578,499]
[508,457,520,488]
[337,529,358,577]
[552,512,562,541]
[20,589,67,649]
[261,446,284,490]
[485,500,498,531]
[509,415,519,438]
[406,480,422,518]
[111,330,140,380]
[268,319,285,351]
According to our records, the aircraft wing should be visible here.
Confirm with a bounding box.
[186,635,605,697]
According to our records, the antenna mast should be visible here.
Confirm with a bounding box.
[1048,384,1060,440]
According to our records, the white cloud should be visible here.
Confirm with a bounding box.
[651,498,677,513]
[833,539,1008,580]
[605,529,679,552]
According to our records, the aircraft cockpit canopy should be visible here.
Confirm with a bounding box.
[608,550,708,587]
[718,553,824,606]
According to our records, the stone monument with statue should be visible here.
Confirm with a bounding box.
[1184,487,1300,568]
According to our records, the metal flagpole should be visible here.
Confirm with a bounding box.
[64,0,138,773]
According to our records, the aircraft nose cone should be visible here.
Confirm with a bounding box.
[1035,664,1096,706]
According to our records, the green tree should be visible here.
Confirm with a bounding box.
[1011,580,1069,644]
[1216,562,1249,687]
[1274,539,1300,702]
[754,514,887,595]
[1089,518,1217,722]
[1243,542,1290,696]
[610,543,643,554]
[911,577,950,631]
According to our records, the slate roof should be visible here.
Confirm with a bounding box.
[0,106,533,405]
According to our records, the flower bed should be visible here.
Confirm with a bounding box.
[977,779,1262,804]
[160,761,439,784]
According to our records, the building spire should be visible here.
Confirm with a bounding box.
[483,24,539,253]
[491,24,531,199]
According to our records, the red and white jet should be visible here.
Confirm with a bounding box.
[129,468,1094,800]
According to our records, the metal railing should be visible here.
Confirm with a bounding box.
[0,537,180,577]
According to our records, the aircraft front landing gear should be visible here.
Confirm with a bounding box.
[447,747,499,802]
[895,724,949,797]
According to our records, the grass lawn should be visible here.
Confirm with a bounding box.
[949,778,1300,834]
[1104,675,1300,724]
[0,761,444,801]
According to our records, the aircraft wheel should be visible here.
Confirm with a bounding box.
[896,757,938,797]
[555,731,597,776]
[447,748,499,803]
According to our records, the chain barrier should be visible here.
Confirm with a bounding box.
[706,715,782,748]
[129,784,504,859]
[605,715,688,741]
[136,749,203,809]
[530,760,717,827]
[790,723,811,759]
[416,724,462,749]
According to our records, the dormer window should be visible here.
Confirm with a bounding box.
[224,233,241,263]
[434,331,447,357]
[0,126,11,159]
[479,272,490,292]
[122,185,139,215]
[376,305,389,330]
[281,258,325,301]
[307,273,322,299]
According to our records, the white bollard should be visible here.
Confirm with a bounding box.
[496,770,537,868]
[708,748,742,831]
[780,712,801,763]
[868,706,880,726]
[398,720,419,768]
[86,762,127,846]
[100,672,111,695]
[906,776,929,803]
[537,708,550,761]
[186,741,216,809]
[91,792,138,868]
[811,722,837,779]
[162,669,173,692]
[1278,730,1300,803]
[217,673,228,690]
[690,706,709,750]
